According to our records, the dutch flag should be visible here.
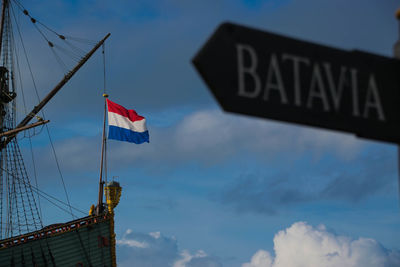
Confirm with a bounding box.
[107,99,149,144]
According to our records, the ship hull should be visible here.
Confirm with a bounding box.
[0,215,114,266]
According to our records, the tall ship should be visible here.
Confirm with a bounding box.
[0,0,122,266]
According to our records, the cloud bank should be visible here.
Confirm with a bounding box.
[219,145,396,215]
[117,222,400,267]
[243,222,400,267]
[33,108,365,175]
[117,229,221,267]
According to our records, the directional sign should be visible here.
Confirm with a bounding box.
[192,22,400,144]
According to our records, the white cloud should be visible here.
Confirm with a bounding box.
[137,108,365,165]
[117,229,221,267]
[118,222,400,267]
[39,109,366,176]
[149,231,161,239]
[117,231,149,248]
[117,239,149,248]
[242,250,273,267]
[117,229,178,267]
[174,249,222,267]
[173,110,364,162]
[243,222,400,267]
[174,250,207,267]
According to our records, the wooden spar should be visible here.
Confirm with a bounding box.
[0,33,111,150]
[0,120,49,137]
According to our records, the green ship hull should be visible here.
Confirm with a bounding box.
[0,215,115,267]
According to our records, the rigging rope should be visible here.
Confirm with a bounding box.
[0,165,86,216]
[12,0,96,75]
[10,3,45,131]
[4,139,42,235]
[0,0,111,240]
[9,4,44,232]
[12,139,43,229]
[10,5,45,227]
[0,1,95,236]
[45,124,76,219]
[10,0,77,221]
[10,143,27,234]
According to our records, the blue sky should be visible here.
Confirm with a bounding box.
[11,0,400,266]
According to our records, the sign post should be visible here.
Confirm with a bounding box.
[193,22,400,144]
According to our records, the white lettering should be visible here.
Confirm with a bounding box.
[307,63,330,111]
[263,54,288,104]
[350,69,360,117]
[236,44,261,98]
[323,63,348,112]
[363,74,385,121]
[282,54,310,106]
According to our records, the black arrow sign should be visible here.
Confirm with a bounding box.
[192,22,400,144]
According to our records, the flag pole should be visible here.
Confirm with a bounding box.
[97,93,108,215]
[395,8,400,209]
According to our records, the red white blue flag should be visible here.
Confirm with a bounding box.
[107,99,149,144]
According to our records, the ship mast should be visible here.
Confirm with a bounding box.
[0,0,111,238]
[97,93,108,215]
[0,0,8,128]
[0,0,6,239]
[0,0,6,57]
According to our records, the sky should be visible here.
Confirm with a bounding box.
[8,0,400,266]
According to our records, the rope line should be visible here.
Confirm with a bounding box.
[11,0,77,223]
[0,165,86,216]
[44,124,75,219]
[11,0,94,76]
[0,0,109,243]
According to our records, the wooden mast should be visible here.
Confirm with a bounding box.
[0,0,7,58]
[97,93,108,215]
[0,0,7,129]
[0,0,6,238]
